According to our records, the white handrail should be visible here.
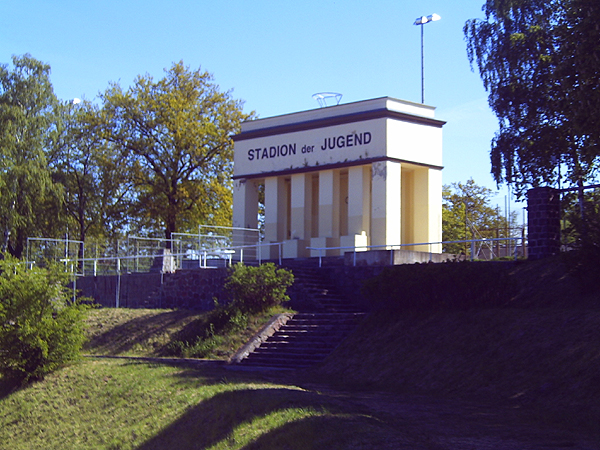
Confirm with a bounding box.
[57,241,286,275]
[307,236,526,267]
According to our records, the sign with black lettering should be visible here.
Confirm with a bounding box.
[235,121,385,176]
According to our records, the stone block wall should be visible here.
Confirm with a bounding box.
[154,268,228,309]
[527,187,561,260]
[76,268,228,310]
[76,273,163,308]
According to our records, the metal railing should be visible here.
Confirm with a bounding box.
[307,236,526,267]
[50,242,285,308]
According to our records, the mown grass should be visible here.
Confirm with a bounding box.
[84,305,291,359]
[313,254,600,437]
[2,253,600,448]
[0,359,399,450]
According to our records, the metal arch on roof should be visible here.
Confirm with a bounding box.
[312,92,343,107]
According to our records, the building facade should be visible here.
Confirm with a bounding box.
[232,97,445,259]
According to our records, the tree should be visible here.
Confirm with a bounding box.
[464,1,600,209]
[51,99,134,262]
[561,189,600,247]
[101,61,250,247]
[0,54,62,257]
[443,179,518,255]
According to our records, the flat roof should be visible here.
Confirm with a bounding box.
[235,97,445,143]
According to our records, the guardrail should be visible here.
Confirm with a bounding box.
[44,243,285,308]
[307,236,526,268]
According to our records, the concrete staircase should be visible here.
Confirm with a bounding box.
[236,261,365,369]
[239,312,364,369]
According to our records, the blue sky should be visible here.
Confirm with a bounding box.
[0,0,525,220]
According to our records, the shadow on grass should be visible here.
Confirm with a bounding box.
[0,377,20,401]
[238,414,404,450]
[85,310,196,355]
[134,383,393,450]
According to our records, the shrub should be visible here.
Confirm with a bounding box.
[0,256,89,384]
[225,263,294,314]
[167,263,294,359]
[167,304,249,358]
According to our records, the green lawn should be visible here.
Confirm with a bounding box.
[83,306,291,359]
[2,255,600,449]
[0,358,394,450]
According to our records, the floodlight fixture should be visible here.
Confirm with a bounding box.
[414,13,441,26]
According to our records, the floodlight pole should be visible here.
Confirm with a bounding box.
[420,24,424,104]
[414,14,441,104]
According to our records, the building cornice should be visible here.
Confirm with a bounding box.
[232,156,443,180]
[233,108,446,142]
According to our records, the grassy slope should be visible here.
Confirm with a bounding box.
[0,359,397,450]
[1,255,599,448]
[313,255,600,434]
[84,306,290,359]
[84,308,198,356]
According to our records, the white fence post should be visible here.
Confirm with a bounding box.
[115,257,121,308]
[278,243,282,265]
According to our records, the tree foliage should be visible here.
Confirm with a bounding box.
[443,179,518,254]
[464,0,600,197]
[51,100,133,258]
[561,189,600,247]
[101,61,250,245]
[0,55,62,257]
[0,256,88,384]
[1,55,251,258]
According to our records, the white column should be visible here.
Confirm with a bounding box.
[232,178,259,253]
[413,167,442,253]
[340,165,370,251]
[283,173,312,258]
[233,178,259,230]
[347,165,370,236]
[318,169,340,238]
[264,176,286,258]
[429,169,443,253]
[370,160,402,248]
[290,173,311,240]
[310,169,341,256]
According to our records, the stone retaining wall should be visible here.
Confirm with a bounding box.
[76,268,228,310]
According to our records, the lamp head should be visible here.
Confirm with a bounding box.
[414,13,441,25]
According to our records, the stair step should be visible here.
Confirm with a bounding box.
[258,342,334,351]
[244,355,325,365]
[261,335,338,348]
[253,349,331,357]
[271,333,353,340]
[237,261,366,369]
